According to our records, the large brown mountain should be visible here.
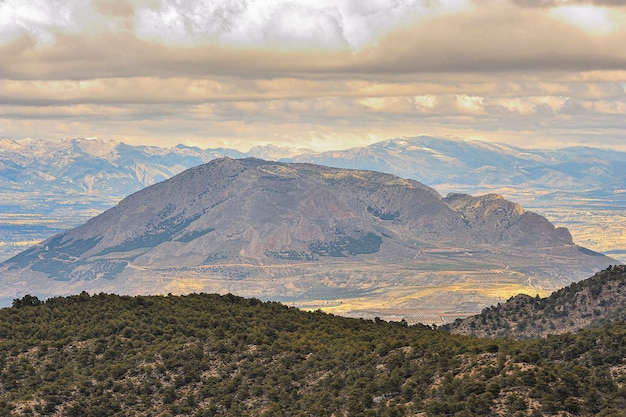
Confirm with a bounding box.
[0,158,615,317]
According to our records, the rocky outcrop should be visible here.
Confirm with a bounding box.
[443,193,573,247]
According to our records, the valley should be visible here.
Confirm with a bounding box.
[0,192,116,262]
[526,202,626,262]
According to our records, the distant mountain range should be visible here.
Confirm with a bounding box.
[288,136,626,203]
[0,137,310,198]
[0,158,615,315]
[2,135,624,202]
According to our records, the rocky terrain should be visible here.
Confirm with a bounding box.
[0,158,615,317]
[445,264,626,338]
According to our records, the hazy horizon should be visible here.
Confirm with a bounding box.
[3,133,626,154]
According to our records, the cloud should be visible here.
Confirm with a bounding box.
[507,0,626,7]
[3,1,626,82]
[352,6,626,74]
[0,0,451,51]
[134,0,249,46]
[1,0,625,151]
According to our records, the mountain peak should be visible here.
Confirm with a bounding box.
[443,192,573,247]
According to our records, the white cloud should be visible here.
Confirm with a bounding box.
[0,0,82,46]
[550,5,618,33]
[0,0,466,50]
[134,0,248,45]
[456,95,484,113]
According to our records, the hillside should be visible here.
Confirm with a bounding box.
[0,158,614,317]
[2,292,626,416]
[446,265,626,338]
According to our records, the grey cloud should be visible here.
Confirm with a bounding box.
[534,102,556,116]
[484,0,626,7]
[0,30,362,83]
[93,0,135,17]
[2,17,626,84]
[2,0,626,152]
[350,7,626,74]
[4,1,625,82]
[3,92,626,151]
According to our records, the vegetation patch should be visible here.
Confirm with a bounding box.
[446,265,626,339]
[1,292,626,416]
[309,230,383,257]
[367,206,400,221]
[175,228,215,243]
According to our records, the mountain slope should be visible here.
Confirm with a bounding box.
[0,158,614,316]
[3,292,626,416]
[0,138,239,197]
[446,264,626,338]
[0,138,312,262]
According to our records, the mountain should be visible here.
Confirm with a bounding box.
[0,137,235,197]
[287,136,626,264]
[3,291,626,416]
[445,264,626,339]
[0,158,614,317]
[2,135,625,265]
[0,137,312,199]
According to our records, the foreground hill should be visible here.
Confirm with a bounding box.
[2,292,626,416]
[0,158,614,316]
[446,264,626,339]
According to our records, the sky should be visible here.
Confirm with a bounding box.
[1,0,626,152]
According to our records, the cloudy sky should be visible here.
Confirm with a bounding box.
[1,0,626,151]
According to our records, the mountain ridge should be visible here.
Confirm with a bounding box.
[287,136,626,197]
[3,135,625,199]
[445,264,626,339]
[0,157,615,316]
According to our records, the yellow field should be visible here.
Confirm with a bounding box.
[0,240,42,247]
[295,279,552,323]
[530,205,626,263]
